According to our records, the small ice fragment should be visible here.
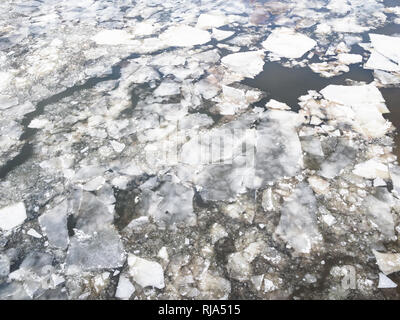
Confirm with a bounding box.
[27,228,42,239]
[265,99,291,110]
[110,140,125,153]
[127,254,165,289]
[378,273,397,289]
[115,275,135,300]
[0,202,27,231]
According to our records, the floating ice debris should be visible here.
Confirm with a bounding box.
[308,176,329,195]
[127,254,164,289]
[337,53,362,65]
[27,228,42,239]
[110,140,125,153]
[320,84,391,138]
[115,275,135,300]
[0,202,26,231]
[159,26,211,47]
[221,51,265,78]
[378,273,397,289]
[196,14,228,30]
[0,0,400,301]
[262,28,316,59]
[92,29,136,45]
[309,61,349,78]
[265,99,291,110]
[352,159,389,179]
[212,28,234,41]
[28,118,50,129]
[321,213,336,227]
[39,200,69,249]
[373,250,400,275]
[263,278,278,293]
[275,183,322,254]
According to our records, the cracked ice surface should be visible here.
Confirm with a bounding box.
[1,0,400,300]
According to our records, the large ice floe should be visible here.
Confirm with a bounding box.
[1,0,400,300]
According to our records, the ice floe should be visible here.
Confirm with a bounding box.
[262,28,316,59]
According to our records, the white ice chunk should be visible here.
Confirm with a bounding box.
[212,28,234,41]
[352,159,389,179]
[308,176,329,195]
[159,26,211,47]
[0,202,26,231]
[378,273,397,289]
[373,250,400,275]
[0,72,12,91]
[127,254,165,289]
[28,118,50,129]
[82,176,106,192]
[92,29,136,45]
[27,228,42,238]
[337,53,362,65]
[110,140,125,153]
[262,28,316,59]
[266,99,291,110]
[115,275,135,300]
[196,14,228,30]
[221,51,265,78]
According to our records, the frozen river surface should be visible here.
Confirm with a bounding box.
[1,0,400,299]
